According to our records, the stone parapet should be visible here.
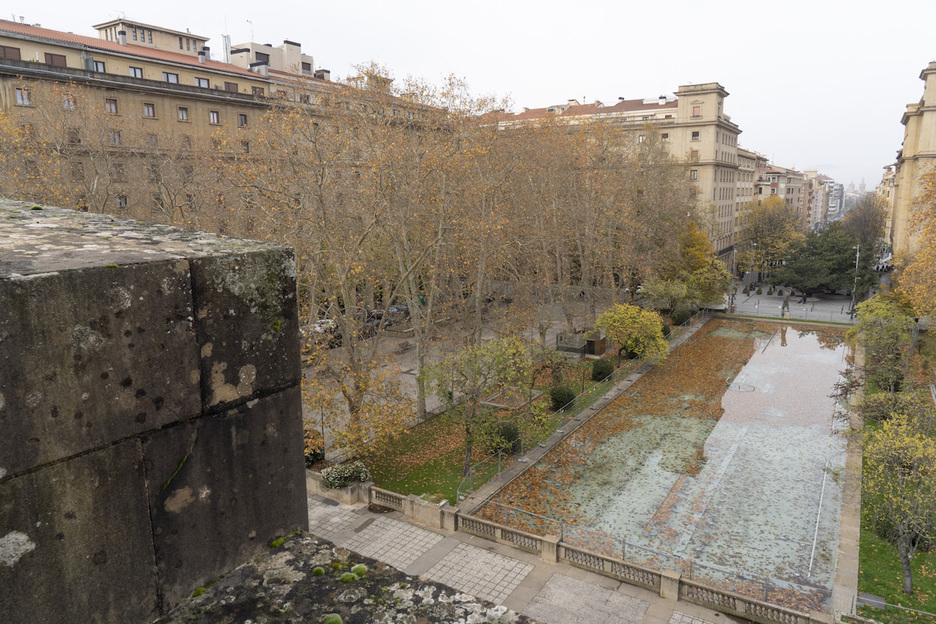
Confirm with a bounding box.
[0,201,307,623]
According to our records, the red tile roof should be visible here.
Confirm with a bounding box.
[494,96,677,123]
[0,19,260,79]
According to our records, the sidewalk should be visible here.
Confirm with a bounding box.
[308,493,746,624]
[730,288,854,324]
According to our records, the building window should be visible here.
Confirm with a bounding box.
[689,149,699,161]
[301,61,312,75]
[111,163,125,181]
[105,98,118,114]
[238,113,248,127]
[131,26,137,41]
[638,135,646,143]
[71,162,84,182]
[690,169,698,181]
[129,66,143,78]
[252,86,264,96]
[255,52,270,63]
[661,133,669,141]
[179,36,184,50]
[163,72,179,83]
[44,53,67,67]
[147,30,153,44]
[209,110,220,124]
[178,107,189,121]
[63,93,76,110]
[0,45,22,59]
[93,60,106,72]
[241,141,250,154]
[145,134,158,149]
[143,102,156,118]
[116,195,128,210]
[186,38,191,51]
[108,130,121,146]
[225,82,239,93]
[692,105,702,118]
[691,131,700,141]
[195,77,210,88]
[181,136,192,150]
[67,128,81,144]
[15,87,30,106]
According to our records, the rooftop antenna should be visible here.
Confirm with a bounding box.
[247,19,254,41]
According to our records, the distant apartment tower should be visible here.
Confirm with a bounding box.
[890,61,936,254]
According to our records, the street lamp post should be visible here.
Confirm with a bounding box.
[849,244,860,316]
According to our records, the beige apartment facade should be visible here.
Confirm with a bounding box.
[497,82,743,263]
[0,18,275,218]
[890,60,936,255]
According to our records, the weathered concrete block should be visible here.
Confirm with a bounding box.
[0,202,307,623]
[144,387,307,609]
[0,439,157,624]
[190,251,300,412]
[0,261,200,476]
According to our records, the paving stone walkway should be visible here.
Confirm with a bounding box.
[307,495,741,624]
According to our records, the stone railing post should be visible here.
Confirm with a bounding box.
[660,569,681,600]
[403,494,417,519]
[809,611,833,624]
[541,534,559,563]
[442,507,458,531]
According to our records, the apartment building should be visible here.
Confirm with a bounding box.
[497,82,743,263]
[0,18,290,218]
[802,170,833,231]
[889,60,936,254]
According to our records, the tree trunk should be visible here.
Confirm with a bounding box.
[463,425,473,477]
[899,542,914,595]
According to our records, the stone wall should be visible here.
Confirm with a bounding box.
[0,201,308,623]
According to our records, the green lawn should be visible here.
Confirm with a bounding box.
[857,336,936,624]
[361,359,627,504]
[857,528,936,623]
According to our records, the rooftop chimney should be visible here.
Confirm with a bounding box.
[198,50,206,64]
[202,46,210,60]
[117,30,127,46]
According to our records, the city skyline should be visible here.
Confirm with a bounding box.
[11,0,936,188]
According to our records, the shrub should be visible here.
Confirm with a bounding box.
[661,324,671,337]
[592,358,614,381]
[339,572,358,583]
[351,564,368,577]
[756,288,763,295]
[323,614,344,624]
[671,309,691,326]
[550,385,577,411]
[321,461,371,489]
[312,567,325,576]
[486,420,520,455]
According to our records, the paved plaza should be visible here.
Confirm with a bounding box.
[307,493,738,624]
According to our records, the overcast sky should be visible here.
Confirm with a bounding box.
[12,1,936,187]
